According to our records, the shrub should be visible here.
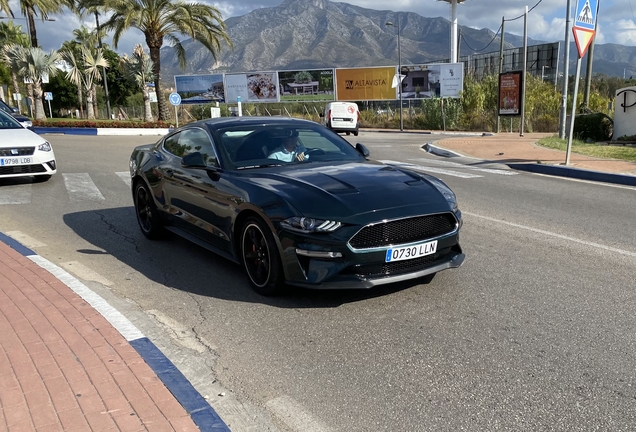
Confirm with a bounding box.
[573,113,613,142]
[33,119,171,128]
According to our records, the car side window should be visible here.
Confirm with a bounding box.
[163,132,182,155]
[178,128,218,167]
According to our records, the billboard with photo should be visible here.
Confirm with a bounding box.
[335,67,396,101]
[174,74,225,104]
[400,63,464,99]
[225,72,279,103]
[498,71,523,116]
[278,69,335,101]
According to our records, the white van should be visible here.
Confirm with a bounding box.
[321,102,360,136]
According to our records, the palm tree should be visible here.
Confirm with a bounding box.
[72,25,106,116]
[63,46,109,119]
[0,21,30,111]
[3,44,60,119]
[60,39,84,118]
[102,0,231,121]
[121,44,154,122]
[0,0,13,18]
[16,0,68,48]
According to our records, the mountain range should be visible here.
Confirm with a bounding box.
[159,0,636,82]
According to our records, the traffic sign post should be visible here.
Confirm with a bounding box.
[169,92,181,128]
[567,0,599,165]
[44,92,53,119]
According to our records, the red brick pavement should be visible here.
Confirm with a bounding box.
[0,241,200,432]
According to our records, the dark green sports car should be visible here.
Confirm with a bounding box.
[129,116,464,295]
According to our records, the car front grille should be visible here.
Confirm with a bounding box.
[0,147,35,156]
[348,213,457,250]
[0,164,46,175]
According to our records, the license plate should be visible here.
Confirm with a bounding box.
[1,157,32,166]
[385,240,438,262]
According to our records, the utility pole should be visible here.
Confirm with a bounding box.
[559,0,572,139]
[497,16,504,133]
[520,6,528,137]
[583,19,598,110]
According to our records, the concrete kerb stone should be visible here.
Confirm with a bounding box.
[423,142,636,187]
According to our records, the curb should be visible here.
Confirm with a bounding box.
[424,142,636,186]
[0,231,230,432]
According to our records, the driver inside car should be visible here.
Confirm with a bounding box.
[268,129,309,162]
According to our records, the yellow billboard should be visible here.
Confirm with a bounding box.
[335,67,396,101]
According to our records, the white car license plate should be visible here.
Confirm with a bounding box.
[1,157,32,166]
[385,240,438,262]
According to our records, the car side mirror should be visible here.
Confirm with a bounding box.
[355,143,370,158]
[11,107,19,113]
[182,152,206,168]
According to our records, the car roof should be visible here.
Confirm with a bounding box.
[187,116,319,131]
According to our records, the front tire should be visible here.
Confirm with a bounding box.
[241,216,284,296]
[134,181,163,239]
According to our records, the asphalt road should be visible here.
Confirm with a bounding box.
[1,132,635,432]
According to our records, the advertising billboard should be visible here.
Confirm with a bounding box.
[174,74,225,104]
[498,71,523,116]
[335,67,396,101]
[278,69,335,101]
[400,63,464,99]
[225,72,279,103]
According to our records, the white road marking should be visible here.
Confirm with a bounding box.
[379,160,483,178]
[465,211,636,258]
[0,184,31,204]
[265,395,335,432]
[116,172,132,188]
[59,260,113,286]
[6,231,46,248]
[63,173,105,202]
[409,158,519,175]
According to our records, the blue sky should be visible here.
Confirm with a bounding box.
[4,0,636,56]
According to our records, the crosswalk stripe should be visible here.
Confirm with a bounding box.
[116,172,131,188]
[62,173,105,202]
[409,158,519,175]
[0,184,31,204]
[379,160,483,179]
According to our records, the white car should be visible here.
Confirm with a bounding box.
[0,109,56,182]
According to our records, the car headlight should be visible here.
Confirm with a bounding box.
[428,177,458,211]
[23,120,33,128]
[37,141,52,152]
[281,217,342,233]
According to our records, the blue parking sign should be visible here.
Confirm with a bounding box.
[574,0,598,30]
[44,92,53,101]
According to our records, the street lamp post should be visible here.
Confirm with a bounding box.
[94,12,112,120]
[386,20,403,131]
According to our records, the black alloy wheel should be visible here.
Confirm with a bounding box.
[241,216,284,296]
[134,182,163,239]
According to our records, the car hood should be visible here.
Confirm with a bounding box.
[12,113,31,122]
[241,162,453,221]
[0,128,45,147]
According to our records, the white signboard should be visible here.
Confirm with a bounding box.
[224,72,279,103]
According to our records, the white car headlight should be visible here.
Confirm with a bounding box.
[23,120,33,128]
[37,141,52,152]
[281,217,342,233]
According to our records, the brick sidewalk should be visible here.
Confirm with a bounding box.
[0,240,201,432]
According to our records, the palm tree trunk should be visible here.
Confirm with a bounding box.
[27,7,38,48]
[27,83,34,118]
[92,85,98,119]
[33,82,46,120]
[10,72,21,114]
[77,86,84,119]
[143,89,153,122]
[148,45,169,121]
[85,86,95,119]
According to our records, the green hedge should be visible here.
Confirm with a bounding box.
[33,120,171,128]
[573,113,613,142]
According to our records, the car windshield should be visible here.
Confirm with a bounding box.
[0,100,15,115]
[215,123,365,170]
[0,110,24,129]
